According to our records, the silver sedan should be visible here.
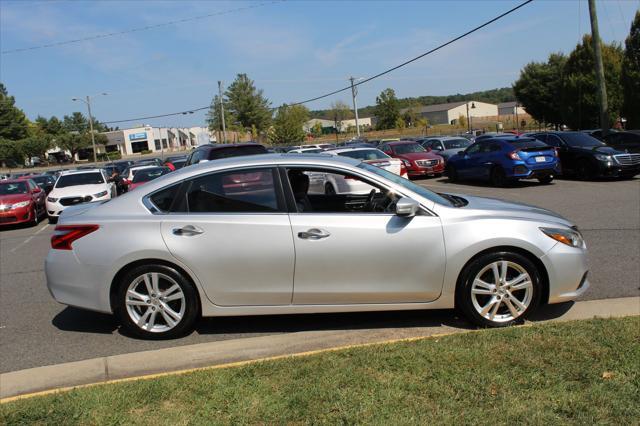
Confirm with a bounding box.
[45,154,589,338]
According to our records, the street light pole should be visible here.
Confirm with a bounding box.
[73,93,107,165]
[466,102,471,133]
[218,81,227,143]
[588,0,609,137]
[349,76,360,138]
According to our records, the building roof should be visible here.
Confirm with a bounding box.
[410,101,467,114]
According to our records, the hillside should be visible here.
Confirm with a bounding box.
[310,87,515,119]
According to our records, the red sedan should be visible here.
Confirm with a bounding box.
[0,179,46,226]
[379,141,445,178]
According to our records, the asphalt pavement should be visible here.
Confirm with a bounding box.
[1,176,638,374]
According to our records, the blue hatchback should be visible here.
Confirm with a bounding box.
[445,136,560,186]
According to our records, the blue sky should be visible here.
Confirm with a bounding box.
[1,0,637,128]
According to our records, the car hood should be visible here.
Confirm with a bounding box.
[396,151,440,161]
[453,194,572,227]
[0,194,31,205]
[574,145,623,155]
[49,184,109,198]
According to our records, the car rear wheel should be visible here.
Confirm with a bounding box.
[457,251,542,327]
[30,207,39,226]
[446,165,458,182]
[490,167,509,187]
[537,175,554,184]
[116,264,199,339]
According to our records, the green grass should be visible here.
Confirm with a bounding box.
[2,317,639,425]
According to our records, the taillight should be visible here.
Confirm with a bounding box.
[507,150,522,160]
[51,225,99,250]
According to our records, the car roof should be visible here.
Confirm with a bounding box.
[60,168,103,175]
[327,147,380,154]
[384,140,418,145]
[196,143,264,150]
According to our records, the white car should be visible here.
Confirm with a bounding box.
[310,148,406,195]
[46,169,115,223]
[301,143,335,150]
[288,148,325,154]
[121,165,157,183]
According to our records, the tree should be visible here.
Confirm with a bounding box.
[20,135,52,160]
[35,116,64,135]
[206,95,235,133]
[563,35,623,130]
[621,11,640,129]
[457,114,468,129]
[62,112,108,134]
[0,139,22,166]
[0,83,30,140]
[402,102,421,127]
[415,117,429,135]
[374,88,400,130]
[395,116,406,133]
[513,53,567,128]
[269,104,309,145]
[225,74,272,133]
[329,101,353,134]
[311,121,323,137]
[57,133,91,162]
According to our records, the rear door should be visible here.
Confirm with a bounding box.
[158,167,295,306]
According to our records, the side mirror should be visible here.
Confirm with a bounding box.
[395,197,420,217]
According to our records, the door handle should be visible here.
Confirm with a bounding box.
[172,225,204,236]
[298,228,331,240]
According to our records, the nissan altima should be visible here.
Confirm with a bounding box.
[45,154,589,338]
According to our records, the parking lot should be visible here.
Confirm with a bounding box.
[1,176,638,374]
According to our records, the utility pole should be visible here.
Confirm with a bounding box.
[465,102,471,133]
[73,93,107,165]
[218,81,227,143]
[588,0,609,137]
[515,102,519,133]
[349,76,361,138]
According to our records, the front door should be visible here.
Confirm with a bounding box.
[284,166,446,305]
[160,167,295,306]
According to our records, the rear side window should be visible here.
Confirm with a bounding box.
[208,145,267,160]
[178,168,280,213]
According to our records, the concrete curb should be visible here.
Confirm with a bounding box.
[2,296,638,402]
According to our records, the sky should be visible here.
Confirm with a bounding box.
[0,0,638,129]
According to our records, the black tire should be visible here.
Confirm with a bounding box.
[30,207,39,226]
[115,264,199,339]
[446,165,458,182]
[325,183,336,195]
[48,216,58,224]
[490,166,509,187]
[537,175,554,184]
[576,159,595,180]
[456,251,542,328]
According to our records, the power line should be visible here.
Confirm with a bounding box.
[1,1,285,55]
[103,0,534,125]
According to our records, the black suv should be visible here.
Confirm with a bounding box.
[184,143,268,167]
[530,131,640,179]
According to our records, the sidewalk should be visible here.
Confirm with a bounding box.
[1,297,638,401]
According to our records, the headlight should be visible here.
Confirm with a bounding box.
[594,154,612,162]
[11,201,31,209]
[540,227,586,248]
[402,159,412,167]
[47,197,58,203]
[93,191,108,198]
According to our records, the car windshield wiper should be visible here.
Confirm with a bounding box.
[437,193,468,207]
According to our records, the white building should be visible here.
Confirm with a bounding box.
[498,101,527,116]
[103,126,215,156]
[304,117,373,133]
[401,101,498,125]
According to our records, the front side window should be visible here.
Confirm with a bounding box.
[179,168,280,213]
[561,133,605,148]
[55,173,104,188]
[465,143,482,155]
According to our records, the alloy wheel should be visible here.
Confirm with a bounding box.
[470,261,533,323]
[125,272,186,333]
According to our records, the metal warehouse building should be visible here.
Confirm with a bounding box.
[402,101,498,125]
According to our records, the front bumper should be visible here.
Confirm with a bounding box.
[540,242,590,304]
[596,162,640,178]
[0,205,33,225]
[407,162,445,176]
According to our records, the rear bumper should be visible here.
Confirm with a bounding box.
[509,162,561,179]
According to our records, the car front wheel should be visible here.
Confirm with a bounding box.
[116,264,199,339]
[457,251,542,327]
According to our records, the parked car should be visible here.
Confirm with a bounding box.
[108,160,135,174]
[184,143,268,167]
[602,130,640,154]
[301,143,335,150]
[529,131,640,179]
[45,169,116,223]
[19,174,56,194]
[326,147,406,177]
[134,158,164,167]
[45,154,589,338]
[446,136,560,186]
[580,129,618,141]
[421,136,473,160]
[0,179,46,226]
[129,167,172,190]
[288,148,324,154]
[165,158,187,170]
[379,141,444,178]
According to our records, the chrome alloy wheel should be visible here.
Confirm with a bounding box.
[125,272,186,333]
[470,261,533,323]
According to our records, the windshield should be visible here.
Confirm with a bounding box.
[339,149,389,161]
[0,182,28,195]
[392,143,426,154]
[443,139,471,149]
[132,168,169,183]
[55,172,104,188]
[561,132,606,148]
[357,163,452,207]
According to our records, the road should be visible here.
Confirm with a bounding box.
[1,177,638,373]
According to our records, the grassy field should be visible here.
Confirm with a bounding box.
[2,317,638,425]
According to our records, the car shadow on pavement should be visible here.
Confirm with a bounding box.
[429,177,550,189]
[52,307,119,334]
